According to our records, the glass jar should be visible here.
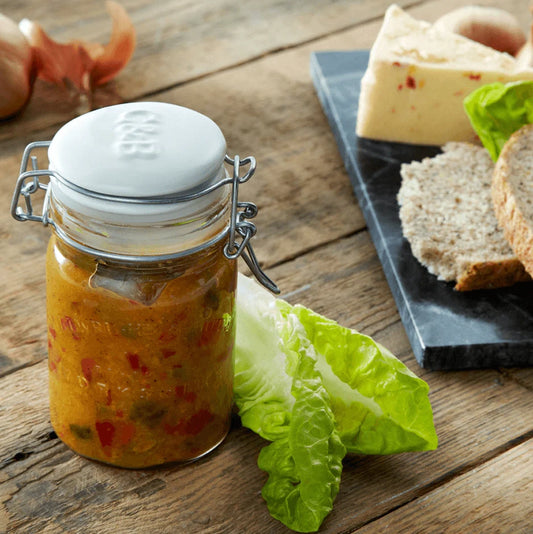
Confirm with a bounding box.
[11,102,277,468]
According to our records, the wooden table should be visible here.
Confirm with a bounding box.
[1,0,532,532]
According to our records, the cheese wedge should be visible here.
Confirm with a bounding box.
[356,5,533,146]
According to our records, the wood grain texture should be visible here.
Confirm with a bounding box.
[0,0,422,142]
[1,234,532,534]
[354,440,533,533]
[1,0,533,533]
[2,0,529,142]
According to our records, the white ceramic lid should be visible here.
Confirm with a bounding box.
[47,103,231,255]
[49,102,226,197]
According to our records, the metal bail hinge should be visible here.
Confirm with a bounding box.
[224,155,280,294]
[11,141,54,226]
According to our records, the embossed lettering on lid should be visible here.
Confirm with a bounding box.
[49,102,227,199]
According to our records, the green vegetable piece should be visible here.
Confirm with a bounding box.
[130,400,167,428]
[234,274,438,532]
[120,323,139,338]
[234,276,294,441]
[289,304,438,454]
[69,424,92,440]
[464,81,533,161]
[234,274,438,454]
[258,349,345,533]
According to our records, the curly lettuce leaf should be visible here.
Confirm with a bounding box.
[464,81,533,161]
[258,342,345,533]
[290,304,438,454]
[234,274,437,453]
[233,274,294,440]
[234,274,438,532]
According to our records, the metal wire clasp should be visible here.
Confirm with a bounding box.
[224,155,279,294]
[11,142,280,294]
[11,141,54,226]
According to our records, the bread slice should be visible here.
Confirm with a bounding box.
[493,124,533,277]
[398,142,531,290]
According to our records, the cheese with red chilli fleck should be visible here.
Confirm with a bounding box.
[356,4,533,146]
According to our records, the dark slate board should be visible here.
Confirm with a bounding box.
[310,49,533,370]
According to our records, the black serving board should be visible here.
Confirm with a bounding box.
[310,50,533,370]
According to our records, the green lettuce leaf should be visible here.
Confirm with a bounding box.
[290,304,437,454]
[234,274,437,532]
[464,81,533,161]
[233,275,294,440]
[258,343,345,533]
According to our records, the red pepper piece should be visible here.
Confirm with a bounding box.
[49,327,57,339]
[81,358,96,382]
[126,352,140,370]
[161,349,176,359]
[163,410,213,436]
[95,421,115,448]
[61,316,75,331]
[163,423,181,435]
[116,421,136,445]
[60,316,81,340]
[175,385,196,403]
[184,410,213,435]
[159,331,177,343]
[406,75,416,89]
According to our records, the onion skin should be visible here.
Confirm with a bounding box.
[0,2,134,119]
[434,6,526,56]
[20,1,135,93]
[0,13,34,120]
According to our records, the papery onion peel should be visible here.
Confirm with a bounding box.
[19,0,135,93]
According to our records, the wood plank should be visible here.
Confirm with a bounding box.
[3,0,533,377]
[0,18,370,375]
[0,0,421,142]
[353,439,533,533]
[506,368,533,390]
[1,233,532,533]
[3,0,529,141]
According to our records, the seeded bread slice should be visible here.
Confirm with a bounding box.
[398,142,531,290]
[493,124,533,277]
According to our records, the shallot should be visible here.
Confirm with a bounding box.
[0,1,135,120]
[0,13,34,119]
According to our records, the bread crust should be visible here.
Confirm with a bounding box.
[455,258,530,291]
[399,141,531,290]
[492,124,533,278]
